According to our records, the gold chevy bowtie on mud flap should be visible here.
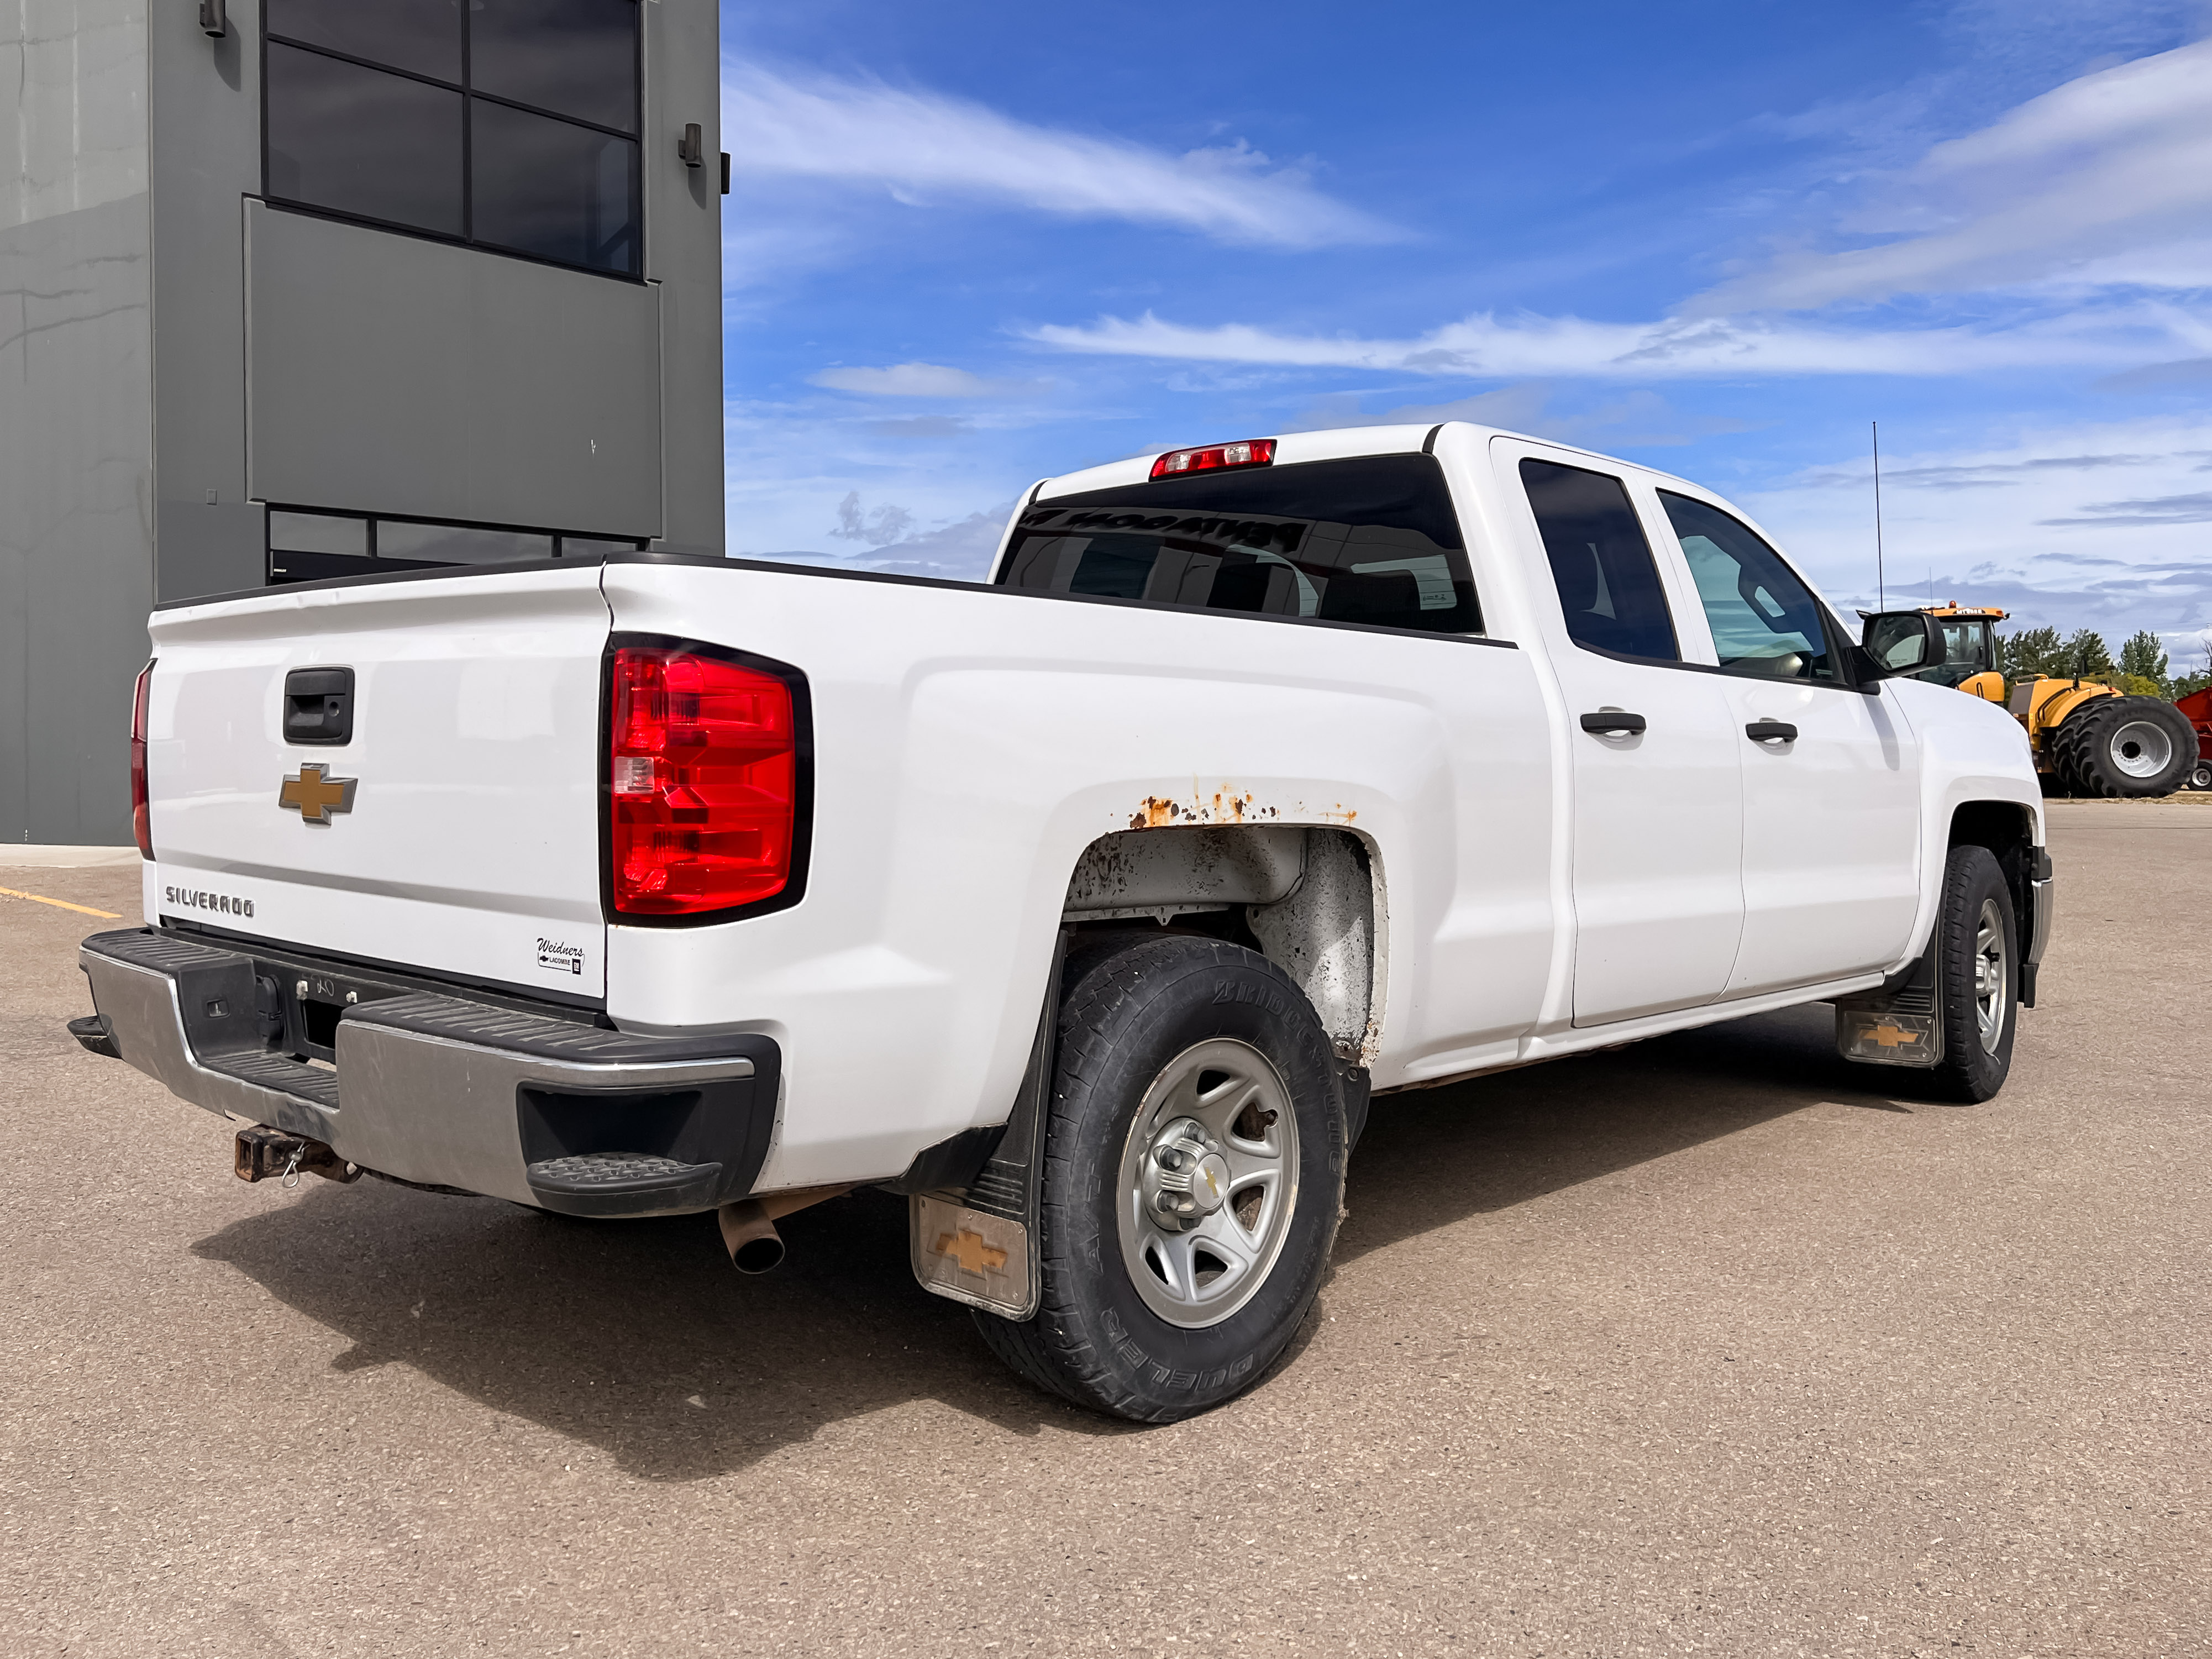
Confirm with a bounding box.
[911,1192,1034,1318]
[902,936,1063,1321]
[1835,843,2021,1105]
[1835,934,1943,1068]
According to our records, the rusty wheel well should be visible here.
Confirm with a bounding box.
[1059,825,1380,1057]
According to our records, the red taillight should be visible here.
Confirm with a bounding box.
[1150,438,1276,480]
[130,660,155,860]
[607,646,802,917]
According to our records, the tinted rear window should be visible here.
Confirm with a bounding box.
[997,455,1482,636]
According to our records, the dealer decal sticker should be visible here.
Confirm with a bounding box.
[537,937,586,976]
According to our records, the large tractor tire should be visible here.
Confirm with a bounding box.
[2050,696,2197,797]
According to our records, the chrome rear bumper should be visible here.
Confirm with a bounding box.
[76,928,778,1215]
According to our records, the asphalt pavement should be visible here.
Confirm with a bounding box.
[2,802,2205,1657]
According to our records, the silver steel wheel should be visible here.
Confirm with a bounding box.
[2106,718,2174,779]
[1116,1037,1300,1330]
[1972,897,2010,1054]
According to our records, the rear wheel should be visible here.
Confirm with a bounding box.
[2186,759,2212,793]
[971,935,1346,1422]
[2054,696,2196,797]
[1924,845,2017,1104]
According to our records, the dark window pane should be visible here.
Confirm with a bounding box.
[268,510,369,555]
[377,521,554,563]
[471,0,638,131]
[270,549,407,584]
[470,101,638,272]
[1520,458,1678,662]
[1659,492,1838,681]
[998,455,1483,636]
[266,43,463,235]
[266,0,463,83]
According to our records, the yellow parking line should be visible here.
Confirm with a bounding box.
[0,885,123,920]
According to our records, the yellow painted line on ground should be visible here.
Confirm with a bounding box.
[0,885,122,920]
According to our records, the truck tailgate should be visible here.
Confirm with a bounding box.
[141,567,612,999]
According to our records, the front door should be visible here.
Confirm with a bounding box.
[1501,442,1746,1027]
[1651,488,1924,995]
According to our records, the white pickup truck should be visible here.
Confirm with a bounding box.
[72,421,2051,1421]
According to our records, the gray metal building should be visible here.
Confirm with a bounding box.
[2,0,724,845]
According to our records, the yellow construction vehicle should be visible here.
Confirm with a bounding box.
[1896,602,2197,797]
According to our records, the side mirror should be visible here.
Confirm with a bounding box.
[1861,611,1942,677]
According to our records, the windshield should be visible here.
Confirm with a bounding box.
[997,455,1482,636]
[1913,618,1996,687]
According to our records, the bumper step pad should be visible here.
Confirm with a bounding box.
[526,1151,723,1214]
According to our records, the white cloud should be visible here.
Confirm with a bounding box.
[1738,416,2212,656]
[1700,38,2212,310]
[1285,385,1751,448]
[1019,40,2212,380]
[763,509,1013,584]
[868,415,971,439]
[810,362,1044,398]
[1026,305,2197,379]
[722,64,1395,248]
[828,491,917,545]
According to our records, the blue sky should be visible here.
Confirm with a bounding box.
[717,0,2212,671]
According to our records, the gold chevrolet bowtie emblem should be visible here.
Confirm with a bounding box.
[278,763,357,825]
[933,1227,1009,1276]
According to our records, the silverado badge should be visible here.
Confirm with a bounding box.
[278,763,357,825]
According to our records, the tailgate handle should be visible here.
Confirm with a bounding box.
[284,666,354,746]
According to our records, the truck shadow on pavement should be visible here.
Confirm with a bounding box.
[1339,1000,1919,1267]
[192,1002,1924,1478]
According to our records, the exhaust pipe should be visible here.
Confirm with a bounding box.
[718,1201,786,1274]
[716,1184,852,1274]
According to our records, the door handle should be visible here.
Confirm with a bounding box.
[1745,720,1798,744]
[1579,711,1647,736]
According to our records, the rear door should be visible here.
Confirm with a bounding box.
[1648,487,1924,994]
[142,565,612,998]
[1496,439,1746,1027]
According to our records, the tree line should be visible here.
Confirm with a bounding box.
[1996,628,2211,701]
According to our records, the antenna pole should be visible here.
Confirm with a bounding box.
[1872,420,1885,611]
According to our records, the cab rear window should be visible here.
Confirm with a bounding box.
[997,454,1483,636]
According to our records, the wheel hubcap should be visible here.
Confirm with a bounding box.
[2106,719,2172,779]
[1973,897,2009,1054]
[1141,1119,1234,1228]
[1116,1038,1300,1329]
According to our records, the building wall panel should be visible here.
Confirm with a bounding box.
[245,201,665,539]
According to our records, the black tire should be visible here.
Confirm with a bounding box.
[1922,845,2017,1104]
[972,935,1346,1422]
[2186,759,2212,793]
[2053,696,2196,797]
